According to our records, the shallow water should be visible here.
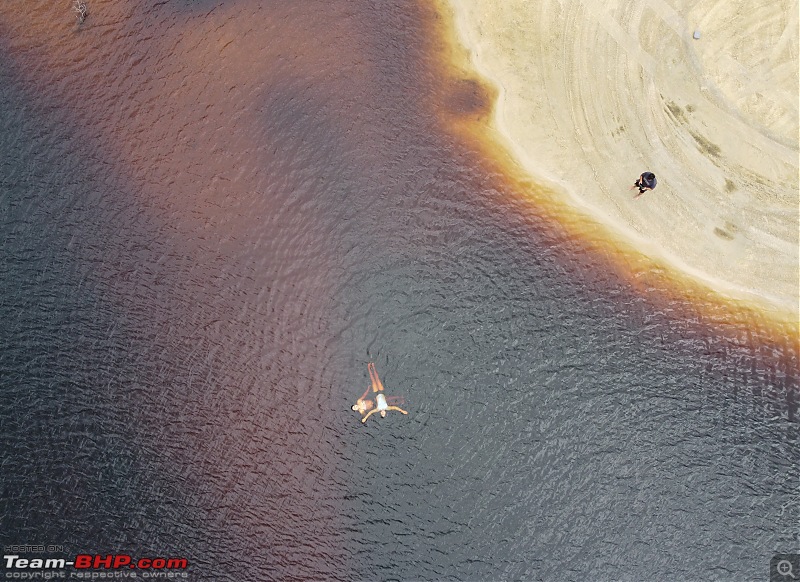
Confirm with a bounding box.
[1,1,798,581]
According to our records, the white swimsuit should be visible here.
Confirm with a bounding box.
[376,393,388,411]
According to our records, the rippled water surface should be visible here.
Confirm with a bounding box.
[1,1,798,581]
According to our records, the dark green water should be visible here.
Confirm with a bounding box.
[1,1,798,580]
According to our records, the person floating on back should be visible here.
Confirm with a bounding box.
[352,362,408,423]
[633,172,657,197]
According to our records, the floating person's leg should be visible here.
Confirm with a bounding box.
[385,406,408,415]
[368,362,385,393]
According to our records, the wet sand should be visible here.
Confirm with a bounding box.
[441,0,799,324]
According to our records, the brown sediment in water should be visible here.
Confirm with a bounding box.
[3,0,793,361]
[1,0,795,415]
[2,0,797,406]
[0,1,369,573]
[1,3,798,572]
[424,0,799,346]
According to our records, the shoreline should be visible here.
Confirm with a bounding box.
[439,0,799,326]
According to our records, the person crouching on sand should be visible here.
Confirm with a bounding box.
[634,172,657,197]
[352,362,408,423]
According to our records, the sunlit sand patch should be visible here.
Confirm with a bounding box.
[438,0,799,326]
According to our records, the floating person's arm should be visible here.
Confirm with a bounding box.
[361,408,380,423]
[350,381,372,412]
[385,406,408,415]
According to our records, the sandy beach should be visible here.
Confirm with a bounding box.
[442,0,799,322]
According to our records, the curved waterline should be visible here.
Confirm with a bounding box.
[432,0,799,333]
